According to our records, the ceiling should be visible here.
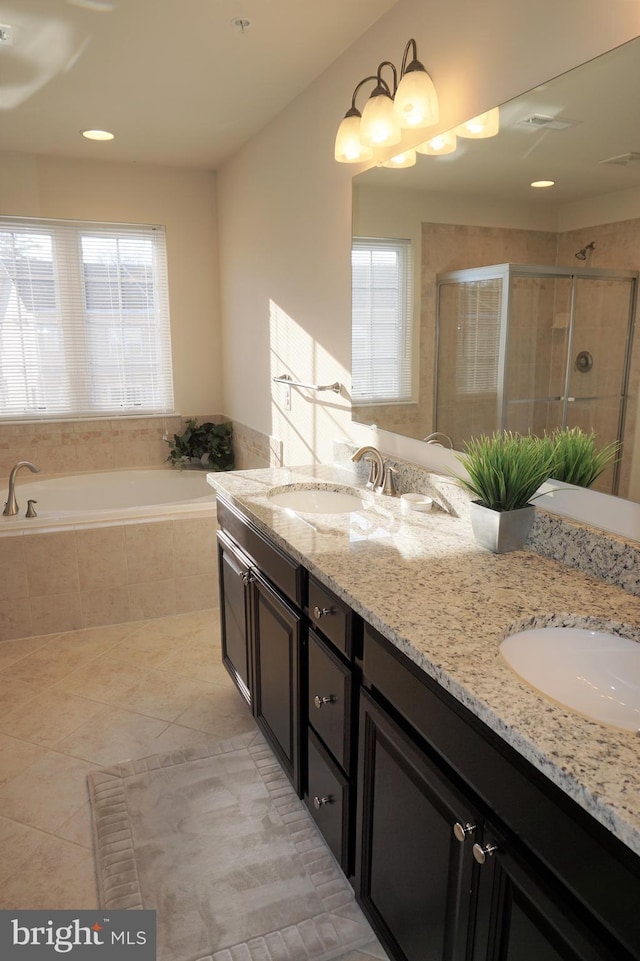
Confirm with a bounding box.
[0,0,398,169]
[360,37,640,210]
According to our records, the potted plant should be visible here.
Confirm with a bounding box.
[542,427,619,489]
[456,431,553,553]
[166,418,234,471]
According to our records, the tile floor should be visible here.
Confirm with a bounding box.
[0,608,256,909]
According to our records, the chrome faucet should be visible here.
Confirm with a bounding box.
[3,461,40,516]
[351,446,384,490]
[423,432,454,449]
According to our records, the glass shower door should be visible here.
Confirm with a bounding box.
[564,275,635,494]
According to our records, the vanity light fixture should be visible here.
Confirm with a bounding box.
[335,38,438,163]
[382,148,417,169]
[455,106,500,139]
[416,130,457,155]
[81,129,115,141]
[530,179,555,188]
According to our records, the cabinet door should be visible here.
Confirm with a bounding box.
[356,690,479,961]
[472,831,633,961]
[252,572,303,795]
[217,531,252,705]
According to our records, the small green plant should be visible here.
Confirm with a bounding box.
[166,418,234,471]
[456,431,554,512]
[542,427,619,488]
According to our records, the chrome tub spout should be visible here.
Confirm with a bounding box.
[3,461,40,516]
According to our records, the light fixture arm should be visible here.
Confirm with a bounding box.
[400,39,419,76]
[346,75,380,116]
[375,61,397,98]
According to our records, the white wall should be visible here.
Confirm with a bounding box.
[216,0,640,467]
[0,154,222,416]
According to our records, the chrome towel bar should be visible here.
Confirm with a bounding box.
[273,374,342,394]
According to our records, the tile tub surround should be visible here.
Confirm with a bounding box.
[0,516,219,642]
[208,464,640,858]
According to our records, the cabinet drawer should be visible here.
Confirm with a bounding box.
[308,630,352,771]
[308,575,356,658]
[217,496,303,606]
[306,729,350,871]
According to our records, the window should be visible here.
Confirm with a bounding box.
[454,278,501,394]
[0,217,174,419]
[351,237,414,405]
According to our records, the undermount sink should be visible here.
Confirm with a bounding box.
[500,626,640,731]
[266,484,373,514]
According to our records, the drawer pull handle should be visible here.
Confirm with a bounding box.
[313,606,335,619]
[313,795,334,809]
[472,842,499,864]
[453,821,476,842]
[313,694,336,709]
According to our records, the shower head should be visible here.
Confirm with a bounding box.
[575,241,596,261]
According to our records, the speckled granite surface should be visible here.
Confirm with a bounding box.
[208,465,640,858]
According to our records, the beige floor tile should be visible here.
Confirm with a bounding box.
[0,815,52,886]
[1,835,98,909]
[159,640,229,683]
[54,705,173,766]
[173,682,256,738]
[45,623,134,659]
[148,608,218,639]
[151,721,219,753]
[0,750,97,833]
[0,675,41,720]
[54,662,143,704]
[0,644,92,687]
[55,801,94,849]
[0,689,106,747]
[0,635,52,671]
[0,732,52,785]
[106,668,216,722]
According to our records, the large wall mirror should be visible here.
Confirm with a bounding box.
[351,37,640,502]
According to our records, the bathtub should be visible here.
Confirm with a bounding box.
[1,468,217,532]
[0,468,220,642]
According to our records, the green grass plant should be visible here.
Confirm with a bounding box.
[456,431,554,512]
[543,427,619,488]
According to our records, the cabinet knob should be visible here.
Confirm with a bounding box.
[241,570,253,584]
[313,606,334,619]
[313,694,336,709]
[313,795,333,809]
[472,842,499,864]
[453,821,476,842]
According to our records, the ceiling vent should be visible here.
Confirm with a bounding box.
[517,114,578,130]
[599,152,640,167]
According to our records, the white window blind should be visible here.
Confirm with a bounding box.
[0,217,174,419]
[454,278,502,394]
[352,237,414,404]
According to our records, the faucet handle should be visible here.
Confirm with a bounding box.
[381,465,399,497]
[25,499,38,518]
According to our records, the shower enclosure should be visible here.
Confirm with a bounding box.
[435,263,638,495]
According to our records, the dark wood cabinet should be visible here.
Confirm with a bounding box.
[359,625,640,961]
[217,496,305,795]
[217,494,639,961]
[252,570,303,793]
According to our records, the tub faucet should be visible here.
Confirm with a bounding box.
[351,446,385,490]
[3,461,40,516]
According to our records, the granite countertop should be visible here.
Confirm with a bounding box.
[208,464,640,858]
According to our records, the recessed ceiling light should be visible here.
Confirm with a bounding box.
[82,129,115,141]
[530,179,555,188]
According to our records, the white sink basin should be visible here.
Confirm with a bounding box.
[500,627,640,731]
[267,485,372,514]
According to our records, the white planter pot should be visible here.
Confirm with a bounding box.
[469,502,535,553]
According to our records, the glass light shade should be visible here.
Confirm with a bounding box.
[334,113,373,163]
[393,68,439,129]
[455,107,500,139]
[382,149,417,169]
[416,130,457,155]
[360,93,401,148]
[81,129,115,141]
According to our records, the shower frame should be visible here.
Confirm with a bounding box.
[435,263,639,495]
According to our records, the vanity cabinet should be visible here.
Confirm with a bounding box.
[357,624,640,961]
[304,574,361,873]
[217,496,304,793]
